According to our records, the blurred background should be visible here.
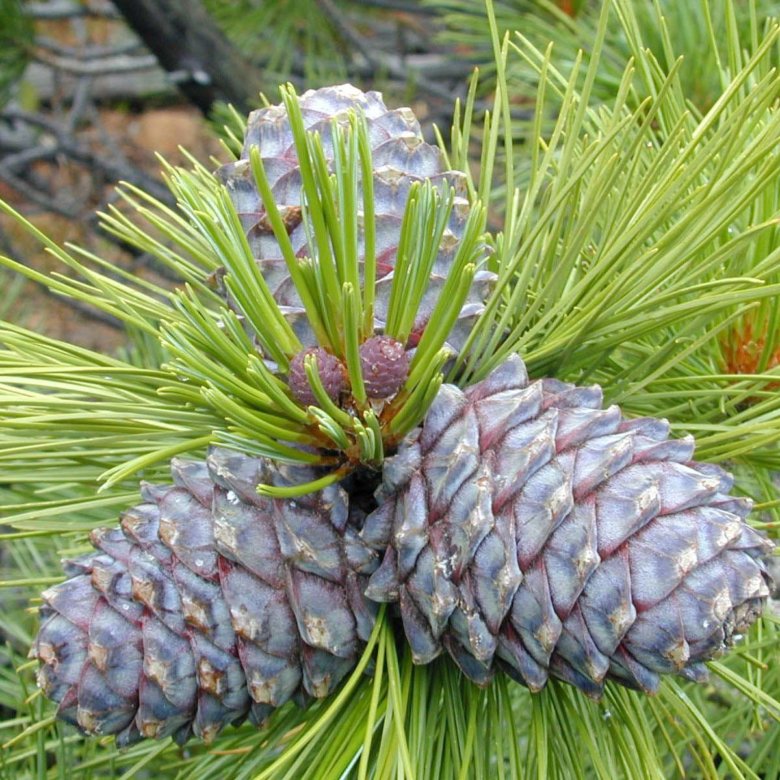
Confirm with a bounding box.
[0,0,468,354]
[4,0,778,354]
[1,3,780,778]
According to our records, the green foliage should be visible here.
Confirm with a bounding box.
[451,1,780,478]
[204,0,360,88]
[0,93,486,499]
[0,1,778,777]
[434,0,780,114]
[0,0,32,107]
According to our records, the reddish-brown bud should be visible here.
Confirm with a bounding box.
[359,336,409,398]
[288,348,346,406]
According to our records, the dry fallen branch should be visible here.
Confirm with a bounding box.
[31,48,158,78]
[1,108,173,203]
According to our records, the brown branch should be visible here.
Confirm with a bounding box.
[34,37,144,60]
[45,294,125,330]
[1,109,173,204]
[32,48,158,77]
[0,221,133,333]
[0,166,80,219]
[110,0,264,115]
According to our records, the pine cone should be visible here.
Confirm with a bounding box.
[362,355,774,695]
[215,84,495,351]
[32,449,379,745]
[32,358,774,744]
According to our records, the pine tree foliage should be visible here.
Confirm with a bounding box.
[0,1,779,777]
[433,0,780,113]
[0,0,31,107]
[203,0,367,88]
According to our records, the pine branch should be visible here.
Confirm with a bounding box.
[110,0,265,115]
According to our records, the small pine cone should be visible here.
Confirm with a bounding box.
[288,347,347,406]
[362,355,774,696]
[359,336,409,398]
[32,449,379,745]
[215,84,495,351]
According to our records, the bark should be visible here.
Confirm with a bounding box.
[110,0,264,115]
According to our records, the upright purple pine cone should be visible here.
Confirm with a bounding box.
[215,84,495,351]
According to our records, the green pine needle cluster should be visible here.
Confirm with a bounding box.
[434,0,780,115]
[0,0,779,777]
[205,0,355,88]
[0,82,487,498]
[0,0,30,108]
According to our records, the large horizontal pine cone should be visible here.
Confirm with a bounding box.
[215,84,495,351]
[362,355,774,696]
[32,449,379,745]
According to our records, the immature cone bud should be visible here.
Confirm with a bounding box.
[288,347,346,407]
[359,336,409,398]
